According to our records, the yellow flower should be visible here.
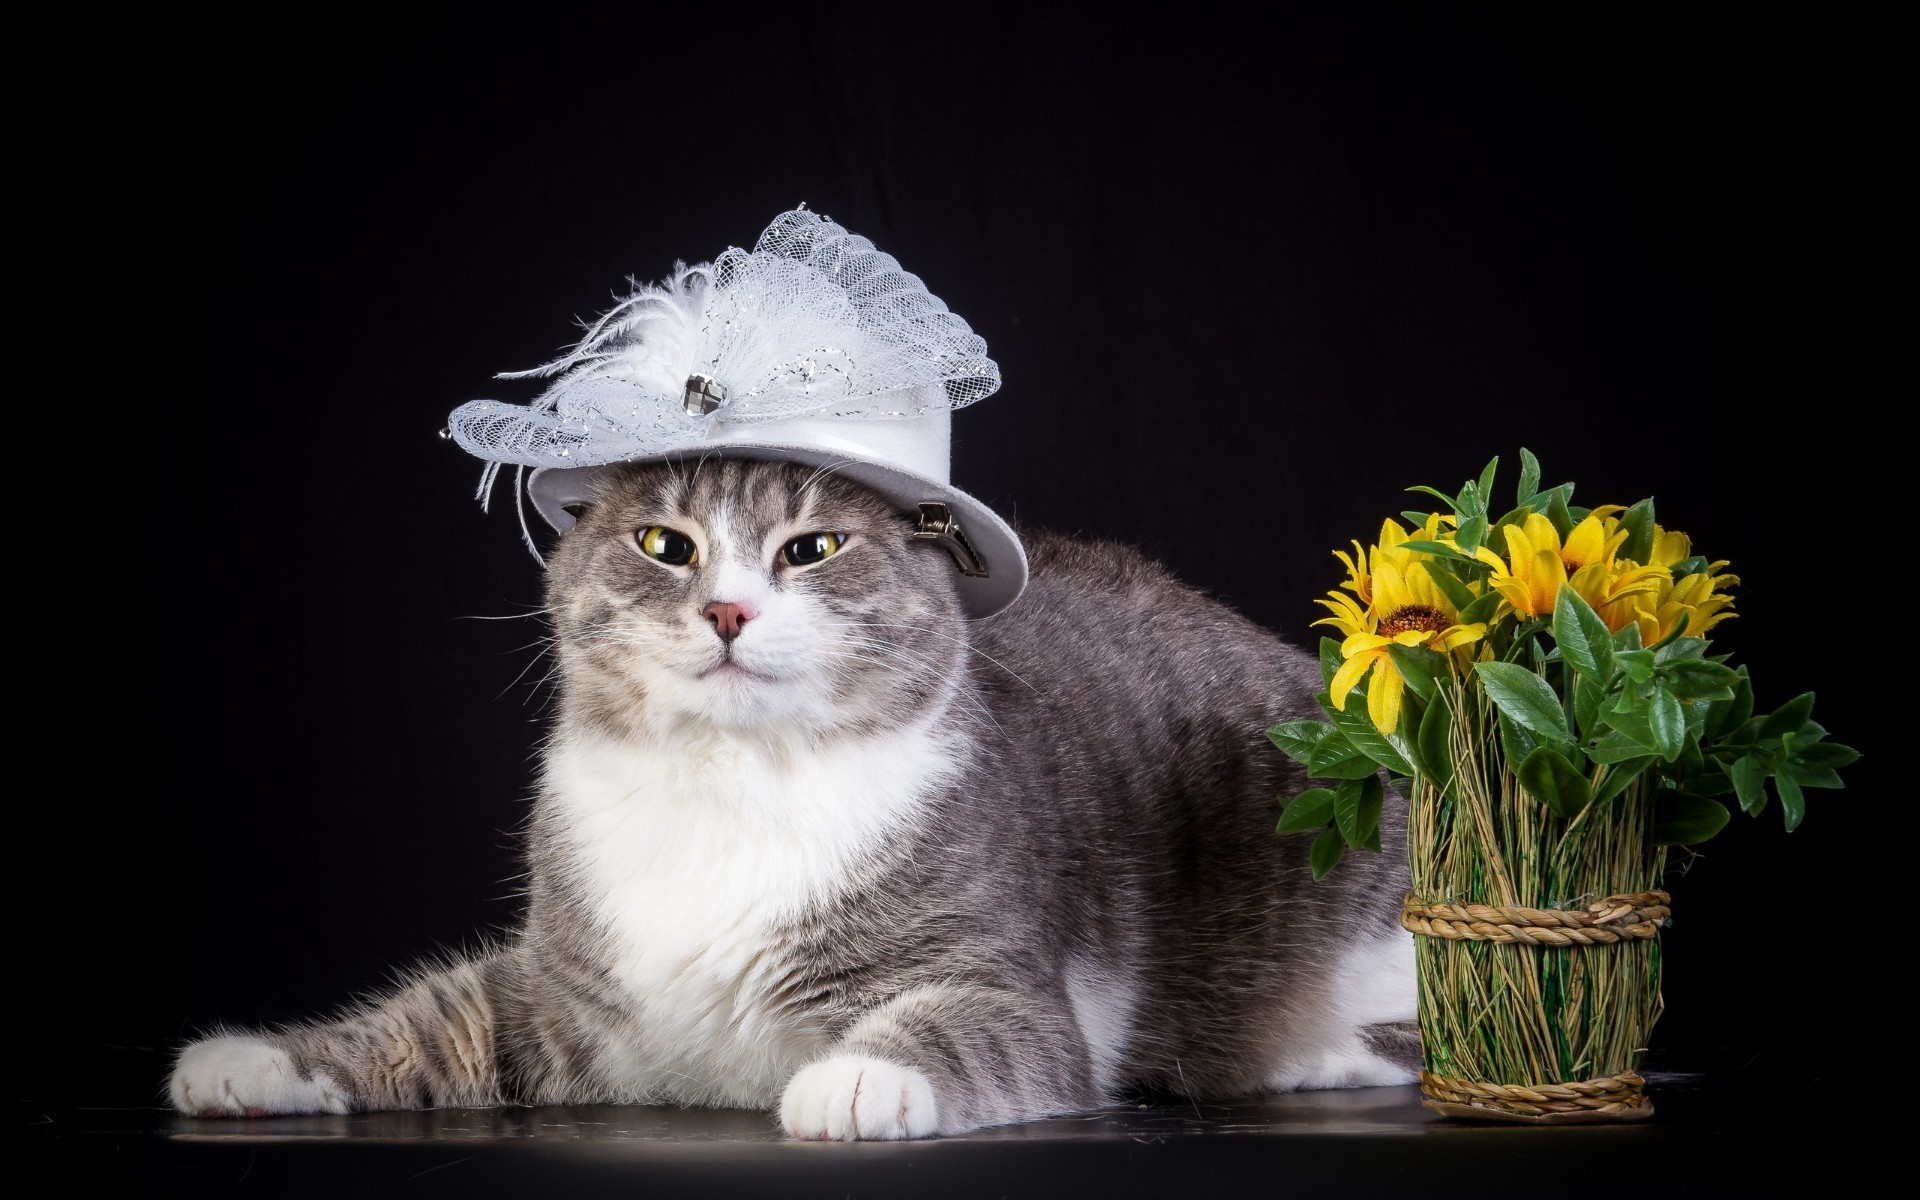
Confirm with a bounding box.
[1480,511,1664,628]
[1480,512,1568,618]
[1314,519,1486,735]
[1617,526,1739,645]
[1328,516,1451,613]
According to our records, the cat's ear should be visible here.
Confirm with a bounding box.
[528,466,611,535]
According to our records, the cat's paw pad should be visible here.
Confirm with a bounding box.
[169,1035,349,1117]
[779,1054,938,1141]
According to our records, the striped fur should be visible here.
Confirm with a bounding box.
[170,458,1416,1138]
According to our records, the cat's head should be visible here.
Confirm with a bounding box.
[543,457,971,740]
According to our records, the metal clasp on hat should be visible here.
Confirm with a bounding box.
[914,502,988,578]
[684,374,728,416]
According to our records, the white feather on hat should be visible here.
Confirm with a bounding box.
[447,206,1026,618]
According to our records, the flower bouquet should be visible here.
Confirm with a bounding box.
[1269,451,1857,1123]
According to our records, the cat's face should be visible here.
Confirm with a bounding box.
[543,458,970,739]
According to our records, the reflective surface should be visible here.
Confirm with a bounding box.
[26,1068,1818,1199]
[160,1082,1437,1144]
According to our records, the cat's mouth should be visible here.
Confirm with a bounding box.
[701,656,773,682]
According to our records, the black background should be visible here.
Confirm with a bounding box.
[49,3,1890,1122]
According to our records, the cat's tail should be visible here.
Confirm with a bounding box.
[168,947,511,1117]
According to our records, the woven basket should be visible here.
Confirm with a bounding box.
[1402,890,1666,1122]
[1406,685,1669,1124]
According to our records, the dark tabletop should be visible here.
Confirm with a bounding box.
[21,1043,1827,1199]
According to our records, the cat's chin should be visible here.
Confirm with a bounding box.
[701,660,774,683]
[667,662,828,730]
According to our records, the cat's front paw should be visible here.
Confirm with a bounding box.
[169,1035,349,1117]
[779,1054,938,1140]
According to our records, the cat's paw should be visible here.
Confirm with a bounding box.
[779,1054,938,1141]
[169,1035,350,1117]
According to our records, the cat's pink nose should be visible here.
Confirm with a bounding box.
[703,601,754,642]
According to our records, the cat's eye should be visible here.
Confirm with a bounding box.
[637,526,698,566]
[781,532,844,567]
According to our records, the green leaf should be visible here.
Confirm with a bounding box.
[1612,622,1644,652]
[1615,649,1656,684]
[1731,755,1768,815]
[1618,498,1656,566]
[1653,636,1708,664]
[1317,692,1416,776]
[1683,690,1737,717]
[1406,484,1459,511]
[1688,759,1734,797]
[1782,763,1845,790]
[1308,734,1382,779]
[1574,674,1605,742]
[1517,448,1541,507]
[1727,715,1769,753]
[1497,705,1541,771]
[1591,731,1654,765]
[1670,555,1712,577]
[1332,776,1383,849]
[1319,637,1345,687]
[1358,774,1385,851]
[1600,699,1656,744]
[1276,787,1338,832]
[1455,514,1488,555]
[1775,770,1807,832]
[1267,720,1332,764]
[1475,456,1500,513]
[1400,509,1434,529]
[1419,559,1480,615]
[1552,586,1614,681]
[1397,539,1479,562]
[1459,590,1505,627]
[1593,755,1656,805]
[1655,794,1731,845]
[1415,694,1456,791]
[1662,657,1741,700]
[1537,484,1576,539]
[1789,721,1829,748]
[1386,643,1444,702]
[1310,826,1345,880]
[1677,736,1706,774]
[1793,741,1861,772]
[1474,661,1573,743]
[1648,689,1685,761]
[1518,745,1593,819]
[1333,778,1363,846]
[1758,692,1817,742]
[1456,480,1484,522]
[1706,672,1755,740]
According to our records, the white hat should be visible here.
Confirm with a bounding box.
[446,207,1026,618]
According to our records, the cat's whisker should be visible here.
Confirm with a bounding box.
[795,457,855,498]
[496,639,567,702]
[455,606,553,622]
[825,620,1041,693]
[823,641,1007,739]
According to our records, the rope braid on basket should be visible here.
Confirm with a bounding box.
[1419,1070,1652,1117]
[1399,890,1671,946]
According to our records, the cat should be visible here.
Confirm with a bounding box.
[168,455,1418,1139]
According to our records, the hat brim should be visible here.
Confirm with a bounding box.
[526,449,1027,620]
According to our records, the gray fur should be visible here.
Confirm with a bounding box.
[169,458,1415,1134]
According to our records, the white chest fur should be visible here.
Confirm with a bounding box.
[543,718,967,1106]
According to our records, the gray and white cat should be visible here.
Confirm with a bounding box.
[169,456,1417,1139]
